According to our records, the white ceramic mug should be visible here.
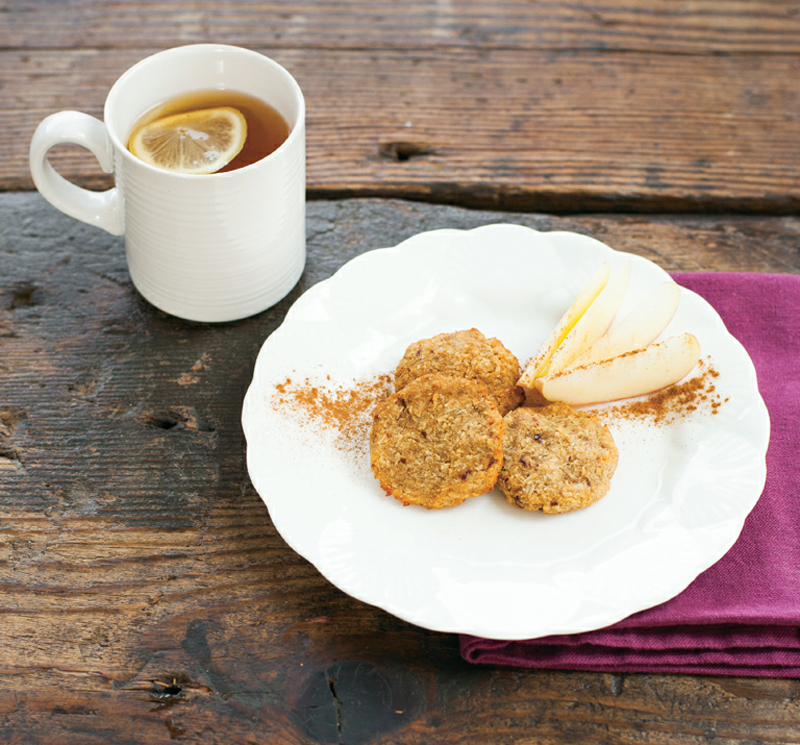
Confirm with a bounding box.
[29,44,306,323]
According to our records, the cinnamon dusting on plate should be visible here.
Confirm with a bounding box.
[594,357,727,425]
[271,373,393,453]
[270,356,726,457]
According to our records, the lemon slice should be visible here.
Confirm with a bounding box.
[129,106,247,174]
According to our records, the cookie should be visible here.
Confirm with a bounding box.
[497,403,618,514]
[394,328,524,416]
[370,374,504,509]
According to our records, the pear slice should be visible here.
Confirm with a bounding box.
[536,332,702,405]
[544,260,631,376]
[570,280,681,368]
[518,262,609,389]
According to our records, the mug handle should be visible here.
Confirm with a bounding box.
[29,111,124,236]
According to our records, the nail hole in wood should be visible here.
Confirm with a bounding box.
[378,141,432,162]
[141,408,215,433]
[6,282,38,310]
[150,679,185,711]
[146,415,180,430]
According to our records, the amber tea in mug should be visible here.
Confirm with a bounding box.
[127,89,290,172]
[30,44,306,323]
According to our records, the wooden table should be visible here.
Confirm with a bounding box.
[2,2,800,743]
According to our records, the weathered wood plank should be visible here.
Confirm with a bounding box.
[3,0,800,54]
[5,47,800,212]
[1,194,799,743]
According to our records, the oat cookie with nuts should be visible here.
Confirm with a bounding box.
[370,374,505,509]
[497,402,618,514]
[394,328,524,416]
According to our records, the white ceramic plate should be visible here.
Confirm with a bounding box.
[242,225,769,640]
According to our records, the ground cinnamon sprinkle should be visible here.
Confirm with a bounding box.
[271,356,725,452]
[594,357,727,425]
[271,372,393,453]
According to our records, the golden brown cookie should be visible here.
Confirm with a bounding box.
[497,403,618,514]
[370,374,505,509]
[394,328,524,416]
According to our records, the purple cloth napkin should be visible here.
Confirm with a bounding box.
[461,272,800,677]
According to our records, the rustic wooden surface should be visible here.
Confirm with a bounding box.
[1,192,799,744]
[4,0,800,741]
[3,0,800,212]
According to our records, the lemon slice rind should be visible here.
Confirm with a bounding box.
[129,106,248,175]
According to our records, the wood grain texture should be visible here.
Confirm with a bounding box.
[1,193,800,743]
[3,0,800,211]
[3,0,800,54]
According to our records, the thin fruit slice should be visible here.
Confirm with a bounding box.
[544,260,631,376]
[129,106,247,174]
[570,280,681,368]
[518,262,609,388]
[536,332,702,405]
